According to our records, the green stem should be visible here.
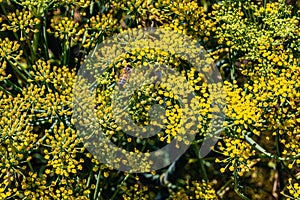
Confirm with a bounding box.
[62,36,69,66]
[4,79,22,93]
[89,1,95,15]
[199,158,208,182]
[0,85,12,95]
[86,170,92,189]
[93,169,102,200]
[22,29,35,54]
[32,25,41,63]
[19,31,33,66]
[244,132,274,158]
[194,144,208,181]
[276,131,284,200]
[84,171,92,199]
[0,3,7,15]
[245,132,300,161]
[11,57,32,78]
[111,173,131,200]
[5,57,28,82]
[217,178,233,197]
[44,0,55,10]
[233,161,250,200]
[42,12,50,60]
[27,160,34,172]
[9,0,22,6]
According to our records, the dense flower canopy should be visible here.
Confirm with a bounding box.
[0,0,300,199]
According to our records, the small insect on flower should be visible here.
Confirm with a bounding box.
[74,9,82,22]
[118,64,133,87]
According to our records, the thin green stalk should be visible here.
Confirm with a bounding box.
[89,1,95,15]
[199,158,208,182]
[245,132,300,161]
[233,161,250,200]
[0,3,7,15]
[45,0,55,10]
[4,79,22,93]
[62,36,70,66]
[244,132,274,158]
[5,58,28,82]
[217,178,233,197]
[27,160,34,172]
[18,38,31,66]
[16,36,31,67]
[85,171,92,199]
[227,44,235,81]
[22,29,36,59]
[0,85,12,95]
[93,169,102,200]
[194,144,208,181]
[111,173,131,200]
[276,131,284,200]
[11,57,32,78]
[281,160,298,181]
[10,0,23,6]
[32,24,41,63]
[42,12,50,60]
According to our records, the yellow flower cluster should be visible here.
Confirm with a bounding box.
[282,178,300,200]
[216,137,256,176]
[169,180,218,200]
[0,58,93,198]
[207,1,300,197]
[110,0,165,28]
[27,60,75,122]
[92,54,207,146]
[0,61,11,82]
[122,183,152,200]
[18,0,93,9]
[0,38,22,60]
[1,9,40,34]
[0,92,37,199]
[110,0,216,39]
[211,1,299,77]
[46,8,118,66]
[224,81,262,135]
[57,0,92,8]
[161,0,217,39]
[48,16,82,45]
[84,13,118,48]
